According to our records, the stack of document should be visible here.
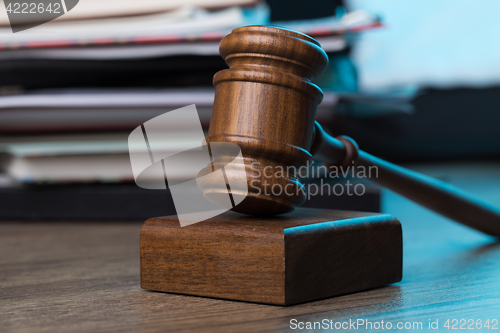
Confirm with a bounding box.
[0,3,388,220]
[0,3,381,184]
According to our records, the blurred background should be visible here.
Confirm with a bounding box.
[0,0,498,221]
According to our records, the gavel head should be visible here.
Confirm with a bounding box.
[197,26,329,215]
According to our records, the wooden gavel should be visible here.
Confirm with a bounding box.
[199,25,500,236]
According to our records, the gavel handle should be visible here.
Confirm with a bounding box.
[311,122,500,236]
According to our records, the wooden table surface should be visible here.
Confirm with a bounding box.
[1,162,500,332]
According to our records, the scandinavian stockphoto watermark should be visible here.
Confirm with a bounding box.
[248,160,378,200]
[4,0,79,32]
[128,105,377,226]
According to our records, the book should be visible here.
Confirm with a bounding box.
[0,131,205,182]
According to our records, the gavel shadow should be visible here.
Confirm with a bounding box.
[454,240,500,274]
[419,238,500,275]
[468,240,500,256]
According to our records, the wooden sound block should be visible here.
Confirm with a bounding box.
[140,208,402,306]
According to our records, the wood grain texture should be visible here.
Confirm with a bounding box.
[141,213,286,305]
[283,212,402,305]
[1,162,500,332]
[140,209,402,305]
[0,221,499,332]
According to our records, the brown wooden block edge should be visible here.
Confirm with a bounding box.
[283,214,403,305]
[140,209,403,306]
